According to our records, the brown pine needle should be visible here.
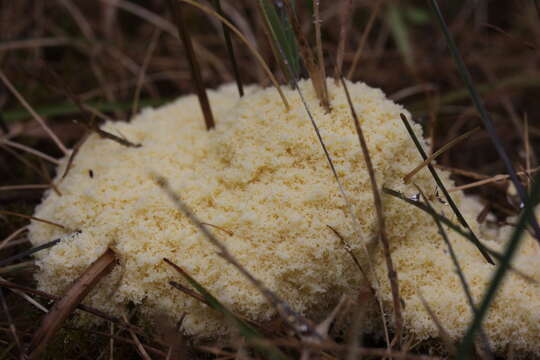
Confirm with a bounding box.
[0,226,28,252]
[434,165,489,180]
[404,127,480,183]
[122,313,153,360]
[177,0,289,110]
[0,210,66,229]
[0,70,68,155]
[0,287,22,355]
[132,28,161,116]
[169,280,209,307]
[27,248,116,359]
[201,222,234,236]
[168,0,214,130]
[448,167,540,192]
[1,139,60,165]
[347,0,383,79]
[0,184,50,192]
[341,75,403,348]
[282,0,330,111]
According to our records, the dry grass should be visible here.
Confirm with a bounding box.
[0,0,539,358]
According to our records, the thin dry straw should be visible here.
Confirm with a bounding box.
[456,172,540,359]
[168,0,214,130]
[341,76,403,347]
[280,48,391,347]
[429,0,540,242]
[400,113,494,264]
[0,70,68,155]
[404,127,480,184]
[154,175,322,341]
[212,0,243,97]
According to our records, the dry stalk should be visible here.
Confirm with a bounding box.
[313,1,328,95]
[334,0,353,83]
[282,0,330,111]
[340,76,403,348]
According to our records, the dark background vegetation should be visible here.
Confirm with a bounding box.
[0,0,539,358]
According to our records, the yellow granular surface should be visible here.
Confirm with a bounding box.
[29,79,540,354]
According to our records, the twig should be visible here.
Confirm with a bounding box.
[341,76,403,348]
[27,248,116,359]
[0,70,68,155]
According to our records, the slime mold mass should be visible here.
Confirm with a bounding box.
[29,79,540,354]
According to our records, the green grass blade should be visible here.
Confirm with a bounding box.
[428,0,540,240]
[387,3,414,69]
[259,0,300,83]
[163,259,289,360]
[455,173,540,359]
[3,98,171,123]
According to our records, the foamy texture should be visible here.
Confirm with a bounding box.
[29,79,540,354]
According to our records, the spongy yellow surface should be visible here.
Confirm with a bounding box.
[29,79,540,354]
